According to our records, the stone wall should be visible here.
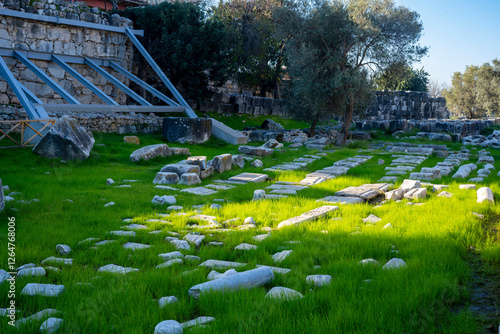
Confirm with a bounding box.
[200,91,288,117]
[0,0,135,105]
[0,105,162,134]
[361,91,449,121]
[356,118,500,137]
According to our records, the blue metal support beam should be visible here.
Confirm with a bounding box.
[14,51,80,105]
[0,71,43,104]
[109,61,180,107]
[52,55,118,106]
[84,58,151,106]
[0,8,144,36]
[125,28,197,118]
[0,56,47,119]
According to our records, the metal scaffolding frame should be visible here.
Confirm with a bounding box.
[0,9,248,145]
[0,8,196,120]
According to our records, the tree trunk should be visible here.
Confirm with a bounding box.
[260,85,267,97]
[273,44,285,100]
[309,117,319,137]
[339,98,354,146]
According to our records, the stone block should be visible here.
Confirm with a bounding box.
[238,145,273,156]
[124,136,140,145]
[186,156,207,170]
[210,154,232,173]
[199,166,214,180]
[153,172,179,185]
[130,144,171,162]
[33,116,94,160]
[178,173,201,186]
[160,164,200,177]
[163,117,211,144]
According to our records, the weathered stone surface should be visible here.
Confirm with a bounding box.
[188,266,274,299]
[17,267,46,278]
[178,173,201,186]
[385,189,404,201]
[152,195,176,205]
[277,206,338,229]
[21,283,65,297]
[56,244,71,255]
[170,147,191,156]
[253,189,266,200]
[363,214,381,224]
[238,145,274,156]
[229,172,269,183]
[154,172,180,185]
[382,258,407,270]
[306,274,332,287]
[255,265,291,274]
[154,320,183,334]
[459,184,477,190]
[98,264,139,274]
[253,233,271,242]
[232,154,245,168]
[477,187,494,204]
[207,269,238,281]
[41,257,73,265]
[130,144,171,162]
[124,136,140,145]
[318,196,364,205]
[251,159,264,168]
[33,116,94,160]
[261,119,285,130]
[186,156,208,170]
[399,179,421,192]
[123,242,151,250]
[408,172,435,181]
[158,296,179,308]
[160,164,200,177]
[199,166,214,179]
[159,251,184,261]
[109,230,136,237]
[358,258,380,266]
[404,188,427,199]
[0,269,11,284]
[234,243,257,250]
[184,234,205,247]
[199,259,246,269]
[156,259,183,269]
[40,317,64,334]
[272,250,293,263]
[163,117,212,143]
[181,316,215,329]
[14,309,60,328]
[210,154,232,173]
[262,139,279,148]
[437,191,453,198]
[265,287,303,300]
[169,239,191,251]
[180,187,216,195]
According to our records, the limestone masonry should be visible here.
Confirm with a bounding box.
[0,0,135,105]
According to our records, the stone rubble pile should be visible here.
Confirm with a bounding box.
[462,130,500,148]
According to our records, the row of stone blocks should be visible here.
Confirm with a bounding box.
[356,118,500,135]
[199,102,287,117]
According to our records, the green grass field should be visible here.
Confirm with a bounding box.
[0,132,499,333]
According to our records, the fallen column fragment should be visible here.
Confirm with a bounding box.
[188,266,274,299]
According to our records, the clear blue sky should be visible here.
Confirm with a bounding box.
[395,0,500,86]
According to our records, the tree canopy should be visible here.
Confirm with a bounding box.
[374,61,429,92]
[118,2,233,102]
[213,0,285,98]
[444,59,500,118]
[276,0,427,142]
